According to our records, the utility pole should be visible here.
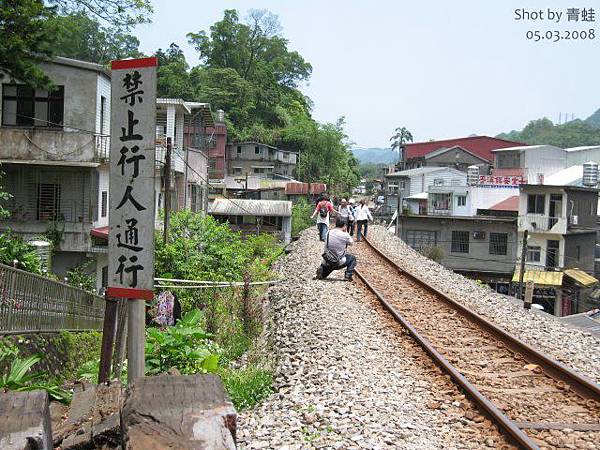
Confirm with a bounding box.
[163,137,172,245]
[518,229,528,300]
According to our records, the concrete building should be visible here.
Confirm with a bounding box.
[209,198,292,243]
[401,136,523,171]
[491,144,566,183]
[195,109,227,181]
[0,57,111,285]
[515,165,600,316]
[226,142,297,178]
[384,167,466,215]
[398,214,518,292]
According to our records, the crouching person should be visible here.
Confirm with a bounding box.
[316,217,357,281]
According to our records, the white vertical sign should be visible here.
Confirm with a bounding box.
[107,57,157,300]
[107,57,157,381]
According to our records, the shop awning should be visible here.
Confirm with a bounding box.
[511,270,563,286]
[564,269,598,287]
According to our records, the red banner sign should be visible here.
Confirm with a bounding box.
[479,175,523,186]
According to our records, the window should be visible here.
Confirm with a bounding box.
[255,146,261,155]
[527,194,545,214]
[451,231,469,253]
[489,232,508,255]
[100,96,106,134]
[433,178,444,186]
[527,246,541,262]
[406,230,437,251]
[208,158,216,170]
[101,191,107,218]
[457,195,466,207]
[36,183,61,221]
[237,145,242,154]
[576,245,581,260]
[233,167,242,175]
[2,84,64,127]
[267,167,273,174]
[253,167,266,174]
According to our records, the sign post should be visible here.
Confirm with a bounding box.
[524,280,534,310]
[108,57,158,383]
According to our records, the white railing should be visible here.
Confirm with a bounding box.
[519,214,566,233]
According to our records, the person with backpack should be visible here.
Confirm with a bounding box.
[316,217,356,281]
[311,194,335,241]
[355,198,373,241]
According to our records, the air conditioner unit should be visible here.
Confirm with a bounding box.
[473,231,486,240]
[570,215,579,225]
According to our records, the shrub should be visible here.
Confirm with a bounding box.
[56,331,103,381]
[0,231,42,273]
[145,309,220,375]
[65,259,96,293]
[419,245,444,262]
[291,198,314,237]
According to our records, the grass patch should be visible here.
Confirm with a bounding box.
[218,365,273,411]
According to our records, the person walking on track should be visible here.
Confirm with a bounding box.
[347,198,357,236]
[311,194,335,241]
[355,198,373,241]
[316,217,356,281]
[337,198,352,226]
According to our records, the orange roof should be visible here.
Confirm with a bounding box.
[488,196,519,212]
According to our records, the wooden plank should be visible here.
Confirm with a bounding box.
[515,421,600,431]
[122,374,237,449]
[0,390,52,450]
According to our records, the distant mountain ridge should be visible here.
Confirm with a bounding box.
[352,147,398,164]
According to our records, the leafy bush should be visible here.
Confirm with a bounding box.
[145,309,220,375]
[0,231,42,273]
[218,366,273,410]
[419,245,444,262]
[292,198,314,237]
[0,340,70,403]
[56,331,103,381]
[65,259,96,293]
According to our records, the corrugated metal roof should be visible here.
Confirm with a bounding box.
[564,269,598,287]
[511,270,563,286]
[209,199,292,217]
[387,167,447,177]
[560,309,600,335]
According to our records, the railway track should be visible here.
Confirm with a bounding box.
[354,238,600,450]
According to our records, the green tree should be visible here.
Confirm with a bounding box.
[0,0,55,87]
[390,126,414,159]
[156,44,194,99]
[0,0,151,87]
[497,117,600,148]
[47,12,141,64]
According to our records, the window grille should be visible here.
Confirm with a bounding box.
[451,231,469,253]
[489,232,508,255]
[2,84,64,127]
[406,230,437,251]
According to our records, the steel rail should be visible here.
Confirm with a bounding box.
[362,237,600,402]
[354,268,540,450]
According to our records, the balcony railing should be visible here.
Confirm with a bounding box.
[155,146,185,173]
[519,214,566,233]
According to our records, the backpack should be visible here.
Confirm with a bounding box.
[322,232,346,266]
[318,203,328,218]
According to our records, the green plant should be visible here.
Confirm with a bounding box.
[0,340,70,403]
[65,259,96,293]
[419,245,444,263]
[56,331,103,381]
[218,366,273,410]
[0,231,42,273]
[43,221,64,249]
[76,358,128,384]
[145,309,220,375]
[292,198,314,237]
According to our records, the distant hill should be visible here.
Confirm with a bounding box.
[497,109,600,148]
[352,147,398,164]
[585,108,600,128]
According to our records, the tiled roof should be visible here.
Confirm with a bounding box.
[488,196,519,212]
[404,136,523,162]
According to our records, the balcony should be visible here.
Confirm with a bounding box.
[519,214,566,234]
[0,127,109,163]
[155,146,185,173]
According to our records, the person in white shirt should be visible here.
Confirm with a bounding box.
[316,217,356,281]
[355,199,373,241]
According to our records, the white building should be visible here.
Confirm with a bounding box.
[492,144,566,184]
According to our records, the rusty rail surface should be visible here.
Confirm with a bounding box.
[356,237,600,450]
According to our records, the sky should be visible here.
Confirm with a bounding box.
[135,0,600,148]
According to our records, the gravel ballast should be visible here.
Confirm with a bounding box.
[367,225,600,384]
[237,229,517,449]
